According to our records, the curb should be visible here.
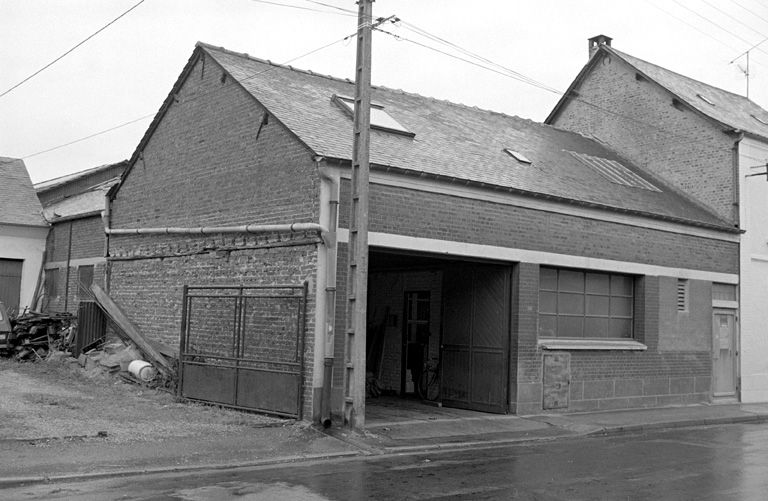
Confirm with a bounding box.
[0,450,362,489]
[584,413,768,437]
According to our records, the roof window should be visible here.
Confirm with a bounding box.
[332,94,414,137]
[751,114,768,126]
[504,149,532,164]
[568,151,661,192]
[696,93,715,106]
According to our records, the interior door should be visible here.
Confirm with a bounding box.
[713,309,737,397]
[441,263,510,413]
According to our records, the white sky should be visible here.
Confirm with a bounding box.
[2,0,767,183]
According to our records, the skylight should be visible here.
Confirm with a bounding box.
[568,151,661,192]
[752,114,768,126]
[504,149,532,164]
[696,93,715,106]
[332,95,414,136]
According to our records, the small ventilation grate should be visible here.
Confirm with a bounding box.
[677,279,689,312]
[568,151,661,192]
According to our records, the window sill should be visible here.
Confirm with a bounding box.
[538,339,647,351]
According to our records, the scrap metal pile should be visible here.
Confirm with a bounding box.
[0,307,76,361]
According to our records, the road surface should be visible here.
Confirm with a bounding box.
[4,422,768,500]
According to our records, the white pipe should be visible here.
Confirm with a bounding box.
[105,222,327,236]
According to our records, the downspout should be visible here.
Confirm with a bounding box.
[63,221,73,312]
[319,163,339,428]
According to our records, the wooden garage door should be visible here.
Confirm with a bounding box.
[442,263,510,413]
[0,259,23,311]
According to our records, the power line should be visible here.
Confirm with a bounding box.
[303,0,357,15]
[669,0,768,58]
[700,0,768,41]
[3,32,358,166]
[375,19,766,150]
[251,0,355,16]
[728,0,768,29]
[0,0,146,100]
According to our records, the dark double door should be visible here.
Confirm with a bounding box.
[441,263,511,414]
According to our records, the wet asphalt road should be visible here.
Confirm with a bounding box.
[4,422,768,500]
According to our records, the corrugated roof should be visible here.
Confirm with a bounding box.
[0,157,46,227]
[605,47,768,141]
[184,44,731,230]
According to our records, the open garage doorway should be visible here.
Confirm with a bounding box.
[366,249,512,417]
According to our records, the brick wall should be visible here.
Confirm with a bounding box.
[340,180,738,274]
[106,51,324,418]
[110,52,319,231]
[109,241,318,418]
[550,53,738,224]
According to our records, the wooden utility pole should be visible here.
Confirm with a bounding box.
[343,0,374,429]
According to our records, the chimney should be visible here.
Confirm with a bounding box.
[588,34,612,59]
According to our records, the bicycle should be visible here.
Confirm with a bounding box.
[417,357,440,402]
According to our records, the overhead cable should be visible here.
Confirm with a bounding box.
[0,0,146,100]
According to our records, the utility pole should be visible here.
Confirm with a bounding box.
[343,0,374,429]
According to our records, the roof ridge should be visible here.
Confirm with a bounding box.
[197,41,544,126]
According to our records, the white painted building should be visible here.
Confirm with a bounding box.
[0,157,48,313]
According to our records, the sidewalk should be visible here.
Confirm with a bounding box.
[2,402,768,487]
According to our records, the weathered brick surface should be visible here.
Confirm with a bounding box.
[110,52,319,233]
[339,180,738,274]
[107,52,323,418]
[550,53,737,223]
[109,243,318,418]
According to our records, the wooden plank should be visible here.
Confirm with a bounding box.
[90,284,172,372]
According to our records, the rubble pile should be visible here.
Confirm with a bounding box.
[0,310,76,361]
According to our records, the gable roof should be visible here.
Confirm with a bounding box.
[0,157,47,227]
[547,44,768,142]
[118,42,735,232]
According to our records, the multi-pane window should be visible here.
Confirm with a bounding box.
[539,268,634,339]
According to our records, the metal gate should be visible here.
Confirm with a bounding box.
[74,301,107,357]
[179,284,308,419]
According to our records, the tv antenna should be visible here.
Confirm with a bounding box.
[730,37,768,99]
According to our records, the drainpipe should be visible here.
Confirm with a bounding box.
[104,222,326,235]
[318,166,339,428]
[63,221,73,312]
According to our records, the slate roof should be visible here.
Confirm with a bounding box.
[199,44,733,231]
[0,157,46,227]
[607,47,768,141]
[123,42,734,232]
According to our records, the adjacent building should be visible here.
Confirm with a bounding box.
[35,162,126,313]
[547,35,768,403]
[0,157,47,313]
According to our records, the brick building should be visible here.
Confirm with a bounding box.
[0,157,47,313]
[547,35,768,404]
[35,162,126,313]
[106,42,739,424]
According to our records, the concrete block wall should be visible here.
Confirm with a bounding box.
[550,52,737,224]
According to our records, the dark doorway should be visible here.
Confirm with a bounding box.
[401,291,431,395]
[367,250,512,415]
[0,259,23,311]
